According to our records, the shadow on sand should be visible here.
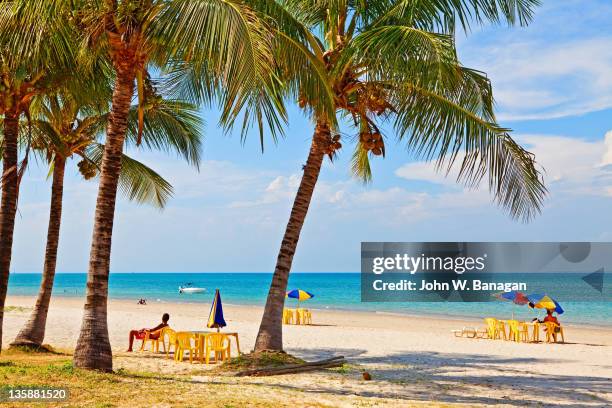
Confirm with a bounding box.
[279,347,612,407]
[114,346,610,406]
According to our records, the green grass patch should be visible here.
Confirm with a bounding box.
[330,363,353,375]
[8,344,65,354]
[0,349,320,407]
[219,351,306,371]
[2,306,30,313]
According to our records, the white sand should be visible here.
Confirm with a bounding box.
[3,295,611,407]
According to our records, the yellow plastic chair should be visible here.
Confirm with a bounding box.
[205,333,230,364]
[303,309,312,325]
[496,320,508,340]
[507,320,529,342]
[544,322,565,343]
[506,320,517,341]
[295,308,303,325]
[139,327,167,352]
[484,318,501,339]
[174,332,197,363]
[161,327,177,357]
[297,308,307,325]
[530,322,540,342]
[518,322,530,342]
[283,308,294,325]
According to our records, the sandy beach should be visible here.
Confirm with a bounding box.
[2,295,611,407]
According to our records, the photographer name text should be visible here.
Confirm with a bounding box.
[372,279,527,292]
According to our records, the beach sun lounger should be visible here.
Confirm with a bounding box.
[451,327,487,338]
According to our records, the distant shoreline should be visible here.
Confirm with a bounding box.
[8,272,611,326]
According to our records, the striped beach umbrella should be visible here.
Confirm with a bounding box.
[497,291,530,305]
[527,293,564,314]
[286,289,314,308]
[207,289,227,331]
[495,291,530,320]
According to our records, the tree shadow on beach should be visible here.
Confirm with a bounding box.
[112,347,611,406]
[281,347,611,407]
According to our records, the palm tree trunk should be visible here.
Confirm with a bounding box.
[254,120,330,352]
[11,157,66,348]
[73,71,135,371]
[0,111,21,353]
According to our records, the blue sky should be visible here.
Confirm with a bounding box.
[12,0,612,273]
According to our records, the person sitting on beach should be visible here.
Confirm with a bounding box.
[534,309,561,341]
[127,313,169,352]
[543,309,559,325]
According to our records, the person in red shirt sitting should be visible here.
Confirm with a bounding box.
[127,313,170,352]
[534,309,561,341]
[543,309,559,325]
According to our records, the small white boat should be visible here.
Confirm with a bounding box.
[179,286,206,294]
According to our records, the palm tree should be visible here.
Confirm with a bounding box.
[0,1,80,353]
[15,0,286,371]
[10,87,202,348]
[253,0,546,352]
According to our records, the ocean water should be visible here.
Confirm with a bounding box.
[7,273,611,326]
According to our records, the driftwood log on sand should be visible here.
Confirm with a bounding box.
[235,356,346,377]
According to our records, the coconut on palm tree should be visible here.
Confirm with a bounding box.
[13,0,286,370]
[253,0,546,352]
[9,83,202,348]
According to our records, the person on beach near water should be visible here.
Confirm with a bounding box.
[127,313,170,352]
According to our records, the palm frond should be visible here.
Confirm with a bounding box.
[392,80,546,221]
[123,99,203,169]
[376,0,541,32]
[86,143,174,209]
[351,143,373,183]
[345,24,459,84]
[154,0,287,148]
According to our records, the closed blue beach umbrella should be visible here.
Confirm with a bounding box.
[207,289,227,331]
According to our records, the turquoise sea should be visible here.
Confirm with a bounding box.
[7,273,611,326]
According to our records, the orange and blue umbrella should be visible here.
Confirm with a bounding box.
[497,291,530,305]
[495,291,530,319]
[207,289,227,330]
[527,293,564,314]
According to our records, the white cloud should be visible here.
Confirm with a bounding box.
[459,0,612,121]
[485,38,612,120]
[601,131,612,166]
[395,160,462,188]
